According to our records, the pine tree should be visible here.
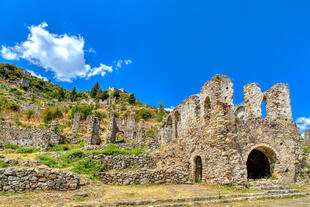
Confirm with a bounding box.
[70,86,77,101]
[90,81,100,98]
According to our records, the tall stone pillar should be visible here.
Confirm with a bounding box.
[86,115,100,145]
[303,130,310,146]
[72,113,81,134]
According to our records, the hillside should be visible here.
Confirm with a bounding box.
[0,62,168,142]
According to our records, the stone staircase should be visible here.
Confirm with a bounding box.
[102,181,309,207]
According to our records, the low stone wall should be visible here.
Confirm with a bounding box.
[0,125,63,150]
[98,169,188,185]
[0,168,80,192]
[87,154,156,170]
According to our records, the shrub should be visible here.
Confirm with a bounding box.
[0,161,9,168]
[36,155,59,168]
[42,107,63,123]
[49,144,70,152]
[26,109,35,120]
[5,101,19,111]
[4,143,19,149]
[94,111,107,121]
[72,159,102,177]
[135,108,153,121]
[70,104,94,120]
[16,147,40,154]
[128,94,136,104]
[61,150,85,164]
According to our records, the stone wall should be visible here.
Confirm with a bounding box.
[107,113,147,144]
[158,74,305,186]
[86,154,156,170]
[0,121,63,150]
[98,169,188,185]
[0,168,80,192]
[304,130,310,146]
[86,115,100,145]
[72,113,81,134]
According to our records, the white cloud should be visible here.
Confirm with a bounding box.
[0,22,130,82]
[27,69,48,81]
[115,59,132,69]
[86,63,113,79]
[165,106,175,112]
[296,117,310,135]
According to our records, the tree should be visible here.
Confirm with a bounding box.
[70,87,77,101]
[128,93,136,104]
[57,88,66,101]
[158,102,165,114]
[112,91,120,99]
[90,81,100,98]
[100,90,109,100]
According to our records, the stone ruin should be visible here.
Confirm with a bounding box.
[107,113,145,144]
[158,75,306,185]
[86,115,101,145]
[0,120,62,150]
[72,113,81,134]
[303,129,310,146]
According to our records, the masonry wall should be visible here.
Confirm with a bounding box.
[0,123,63,150]
[158,74,305,185]
[0,168,80,192]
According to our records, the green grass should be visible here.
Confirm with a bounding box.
[72,158,103,178]
[4,143,19,150]
[88,144,145,156]
[303,146,310,153]
[49,144,70,151]
[16,147,40,154]
[0,161,9,168]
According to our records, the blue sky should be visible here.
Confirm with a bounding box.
[0,0,310,132]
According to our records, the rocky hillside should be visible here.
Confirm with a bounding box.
[0,62,168,142]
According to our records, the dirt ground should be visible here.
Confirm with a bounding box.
[1,181,310,207]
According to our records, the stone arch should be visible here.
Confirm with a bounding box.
[203,96,211,120]
[174,111,181,139]
[167,116,173,142]
[116,131,125,143]
[193,155,203,183]
[246,144,277,179]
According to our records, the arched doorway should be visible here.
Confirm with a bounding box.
[194,156,202,183]
[246,146,277,179]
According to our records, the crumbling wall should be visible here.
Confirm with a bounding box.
[107,114,146,144]
[303,129,310,146]
[86,115,101,145]
[0,121,62,150]
[72,113,81,134]
[157,74,305,186]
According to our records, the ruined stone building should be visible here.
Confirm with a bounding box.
[107,113,145,144]
[303,129,310,146]
[158,75,305,185]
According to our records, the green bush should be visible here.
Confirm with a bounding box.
[303,146,310,153]
[4,143,19,149]
[135,108,153,121]
[61,150,85,164]
[94,111,107,121]
[70,104,94,120]
[36,155,59,168]
[0,161,9,168]
[16,147,40,154]
[26,109,35,120]
[72,159,102,177]
[5,101,19,111]
[49,144,70,152]
[42,107,63,123]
